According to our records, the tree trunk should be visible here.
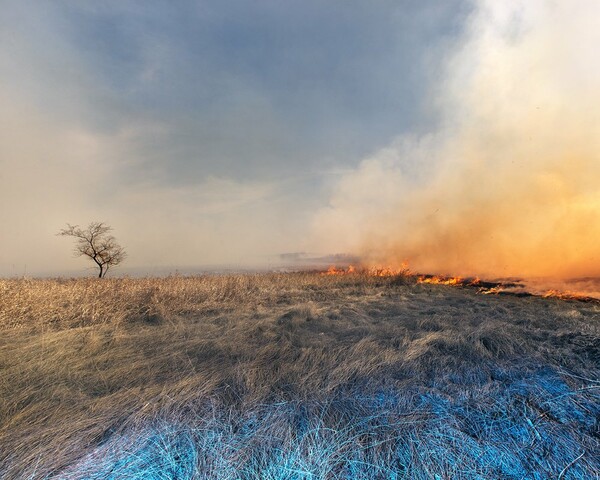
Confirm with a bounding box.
[98,265,103,278]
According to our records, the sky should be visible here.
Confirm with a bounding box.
[1,1,598,279]
[0,0,468,275]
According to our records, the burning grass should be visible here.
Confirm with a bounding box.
[322,265,600,303]
[0,273,599,478]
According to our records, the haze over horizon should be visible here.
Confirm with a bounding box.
[2,1,598,279]
[1,0,469,276]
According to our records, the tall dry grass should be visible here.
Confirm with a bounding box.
[0,274,598,478]
[0,273,402,330]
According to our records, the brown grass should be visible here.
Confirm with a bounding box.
[0,273,598,478]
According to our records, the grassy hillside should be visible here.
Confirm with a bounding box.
[1,274,599,479]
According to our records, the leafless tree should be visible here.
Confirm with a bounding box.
[58,222,127,278]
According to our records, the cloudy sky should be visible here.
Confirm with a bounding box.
[3,1,597,279]
[0,0,468,275]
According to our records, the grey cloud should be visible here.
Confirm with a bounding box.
[6,0,470,180]
[0,0,471,275]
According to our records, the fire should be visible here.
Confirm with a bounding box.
[479,286,506,295]
[320,264,599,302]
[542,290,597,302]
[416,275,483,287]
[323,265,356,275]
[417,275,463,286]
[322,263,409,277]
[324,263,477,284]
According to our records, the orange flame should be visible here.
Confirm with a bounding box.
[416,275,483,287]
[322,263,409,277]
[417,275,463,286]
[323,265,356,275]
[542,290,596,302]
[479,286,506,295]
[321,263,599,302]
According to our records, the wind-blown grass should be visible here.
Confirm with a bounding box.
[1,274,598,478]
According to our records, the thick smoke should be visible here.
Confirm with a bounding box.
[314,0,600,279]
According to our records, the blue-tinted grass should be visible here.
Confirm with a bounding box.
[61,366,599,480]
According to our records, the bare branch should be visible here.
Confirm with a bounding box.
[58,222,126,277]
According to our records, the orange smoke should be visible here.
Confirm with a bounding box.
[314,0,600,286]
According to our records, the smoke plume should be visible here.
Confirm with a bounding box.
[314,0,600,280]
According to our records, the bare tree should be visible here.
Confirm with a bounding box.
[58,222,127,278]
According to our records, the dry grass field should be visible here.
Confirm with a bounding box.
[1,273,599,479]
